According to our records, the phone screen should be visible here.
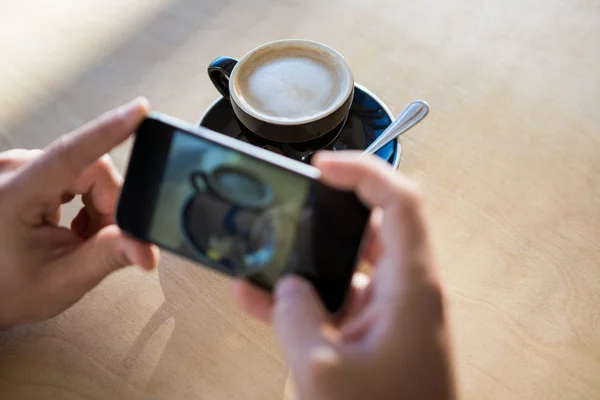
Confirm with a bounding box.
[117,117,370,312]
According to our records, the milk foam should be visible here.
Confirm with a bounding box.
[236,51,346,122]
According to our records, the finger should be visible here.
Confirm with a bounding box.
[44,225,159,301]
[0,149,43,173]
[232,279,273,323]
[273,276,339,377]
[45,208,62,226]
[359,208,383,266]
[68,154,123,235]
[14,97,148,198]
[314,151,428,250]
[314,150,421,213]
[313,151,435,303]
[44,193,76,227]
[335,272,372,323]
[72,154,122,213]
[339,302,379,342]
[0,150,63,225]
[70,207,89,239]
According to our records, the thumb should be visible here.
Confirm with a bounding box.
[48,225,159,297]
[273,276,333,372]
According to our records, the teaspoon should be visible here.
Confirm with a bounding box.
[361,100,429,156]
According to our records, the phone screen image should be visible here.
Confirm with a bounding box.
[148,129,312,288]
[118,117,370,312]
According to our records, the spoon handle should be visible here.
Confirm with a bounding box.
[362,100,430,156]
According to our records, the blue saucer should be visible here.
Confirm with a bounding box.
[198,83,401,169]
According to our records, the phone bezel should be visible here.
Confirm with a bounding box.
[149,112,320,179]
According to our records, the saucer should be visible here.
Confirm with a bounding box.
[198,83,401,169]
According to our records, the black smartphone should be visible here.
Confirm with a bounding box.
[116,113,371,313]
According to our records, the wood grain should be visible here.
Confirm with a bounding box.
[0,0,599,399]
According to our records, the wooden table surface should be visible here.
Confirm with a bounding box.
[1,0,599,399]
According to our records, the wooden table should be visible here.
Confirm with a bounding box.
[1,0,599,399]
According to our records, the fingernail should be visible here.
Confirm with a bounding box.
[141,260,157,272]
[311,151,336,168]
[313,150,333,162]
[121,97,149,117]
[275,275,310,300]
[121,239,138,266]
[311,346,342,365]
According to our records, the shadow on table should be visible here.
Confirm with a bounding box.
[116,257,288,399]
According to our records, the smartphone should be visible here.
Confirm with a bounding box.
[116,113,371,313]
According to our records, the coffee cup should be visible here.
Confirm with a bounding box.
[183,166,275,273]
[208,39,355,143]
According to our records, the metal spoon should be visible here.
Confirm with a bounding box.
[361,100,429,156]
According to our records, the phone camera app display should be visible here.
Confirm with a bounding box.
[148,131,311,284]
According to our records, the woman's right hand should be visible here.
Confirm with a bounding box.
[233,151,456,400]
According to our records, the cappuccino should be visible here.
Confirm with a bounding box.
[231,43,353,124]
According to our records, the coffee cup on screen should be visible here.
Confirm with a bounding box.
[208,39,355,144]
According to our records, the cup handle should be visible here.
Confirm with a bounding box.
[190,171,208,193]
[208,57,238,99]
